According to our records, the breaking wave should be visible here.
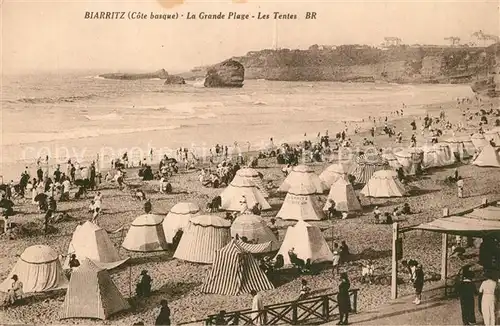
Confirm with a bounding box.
[13,94,96,104]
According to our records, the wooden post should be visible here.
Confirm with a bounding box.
[441,207,449,294]
[129,265,132,297]
[323,295,330,321]
[391,222,399,300]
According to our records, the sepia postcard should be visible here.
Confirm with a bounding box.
[1,0,500,325]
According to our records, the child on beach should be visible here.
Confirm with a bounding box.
[332,243,340,275]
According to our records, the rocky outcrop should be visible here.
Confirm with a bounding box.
[164,75,186,85]
[471,44,500,97]
[204,59,244,88]
[100,69,170,80]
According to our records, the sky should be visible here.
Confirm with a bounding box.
[1,0,499,74]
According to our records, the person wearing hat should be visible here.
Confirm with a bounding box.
[458,269,477,325]
[337,272,351,325]
[239,195,248,214]
[155,299,171,326]
[136,270,152,297]
[4,274,23,305]
[412,264,424,305]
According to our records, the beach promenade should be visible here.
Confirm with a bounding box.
[345,284,478,325]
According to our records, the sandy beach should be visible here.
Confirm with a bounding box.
[0,95,499,325]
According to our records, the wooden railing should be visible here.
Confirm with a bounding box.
[181,289,358,325]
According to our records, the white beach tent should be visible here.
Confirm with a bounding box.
[65,221,128,270]
[174,215,231,264]
[0,245,68,293]
[319,163,349,188]
[324,178,361,212]
[61,258,130,320]
[235,168,269,198]
[393,148,423,176]
[122,214,168,252]
[381,153,402,170]
[277,182,325,221]
[444,136,476,160]
[278,164,326,194]
[230,214,280,251]
[471,133,489,150]
[360,170,407,198]
[276,220,333,266]
[163,202,200,243]
[200,240,274,295]
[434,143,456,165]
[220,177,271,211]
[421,144,454,169]
[485,130,500,147]
[472,144,500,168]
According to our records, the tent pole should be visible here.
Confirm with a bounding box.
[441,208,450,296]
[129,265,132,297]
[391,222,399,300]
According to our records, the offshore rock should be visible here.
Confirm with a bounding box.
[204,59,244,88]
[164,75,186,85]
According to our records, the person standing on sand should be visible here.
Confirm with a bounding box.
[412,264,424,305]
[155,299,171,326]
[458,269,477,325]
[332,243,340,276]
[479,271,497,326]
[337,272,351,325]
[250,290,264,325]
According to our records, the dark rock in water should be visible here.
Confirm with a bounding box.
[164,75,186,85]
[100,69,170,80]
[204,59,244,88]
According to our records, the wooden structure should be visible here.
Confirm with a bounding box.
[390,198,498,299]
[181,290,358,325]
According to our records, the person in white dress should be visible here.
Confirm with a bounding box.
[250,290,264,325]
[479,271,497,326]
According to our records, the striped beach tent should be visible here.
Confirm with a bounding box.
[324,178,362,212]
[230,214,280,252]
[220,177,271,211]
[277,182,325,221]
[163,202,200,243]
[64,221,128,270]
[319,163,349,188]
[201,240,274,295]
[276,220,333,266]
[0,245,68,293]
[278,164,326,194]
[122,214,168,252]
[61,259,130,320]
[174,215,231,264]
[236,168,269,198]
[235,240,274,254]
[349,153,389,184]
[360,170,407,198]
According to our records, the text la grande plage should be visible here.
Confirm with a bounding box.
[186,12,298,20]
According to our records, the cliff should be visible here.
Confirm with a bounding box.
[100,69,170,80]
[204,59,244,88]
[182,44,499,93]
[471,43,500,97]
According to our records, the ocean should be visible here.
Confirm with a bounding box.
[0,72,474,180]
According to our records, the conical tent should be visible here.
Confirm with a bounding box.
[174,215,231,264]
[349,154,389,184]
[163,202,200,243]
[324,178,362,212]
[200,240,274,295]
[61,259,130,320]
[122,214,168,252]
[220,177,271,211]
[65,221,128,270]
[472,144,500,167]
[277,182,325,221]
[319,163,349,188]
[276,221,333,266]
[360,170,407,198]
[471,133,489,150]
[236,168,269,198]
[485,130,500,147]
[0,245,68,293]
[230,214,280,251]
[278,164,326,194]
